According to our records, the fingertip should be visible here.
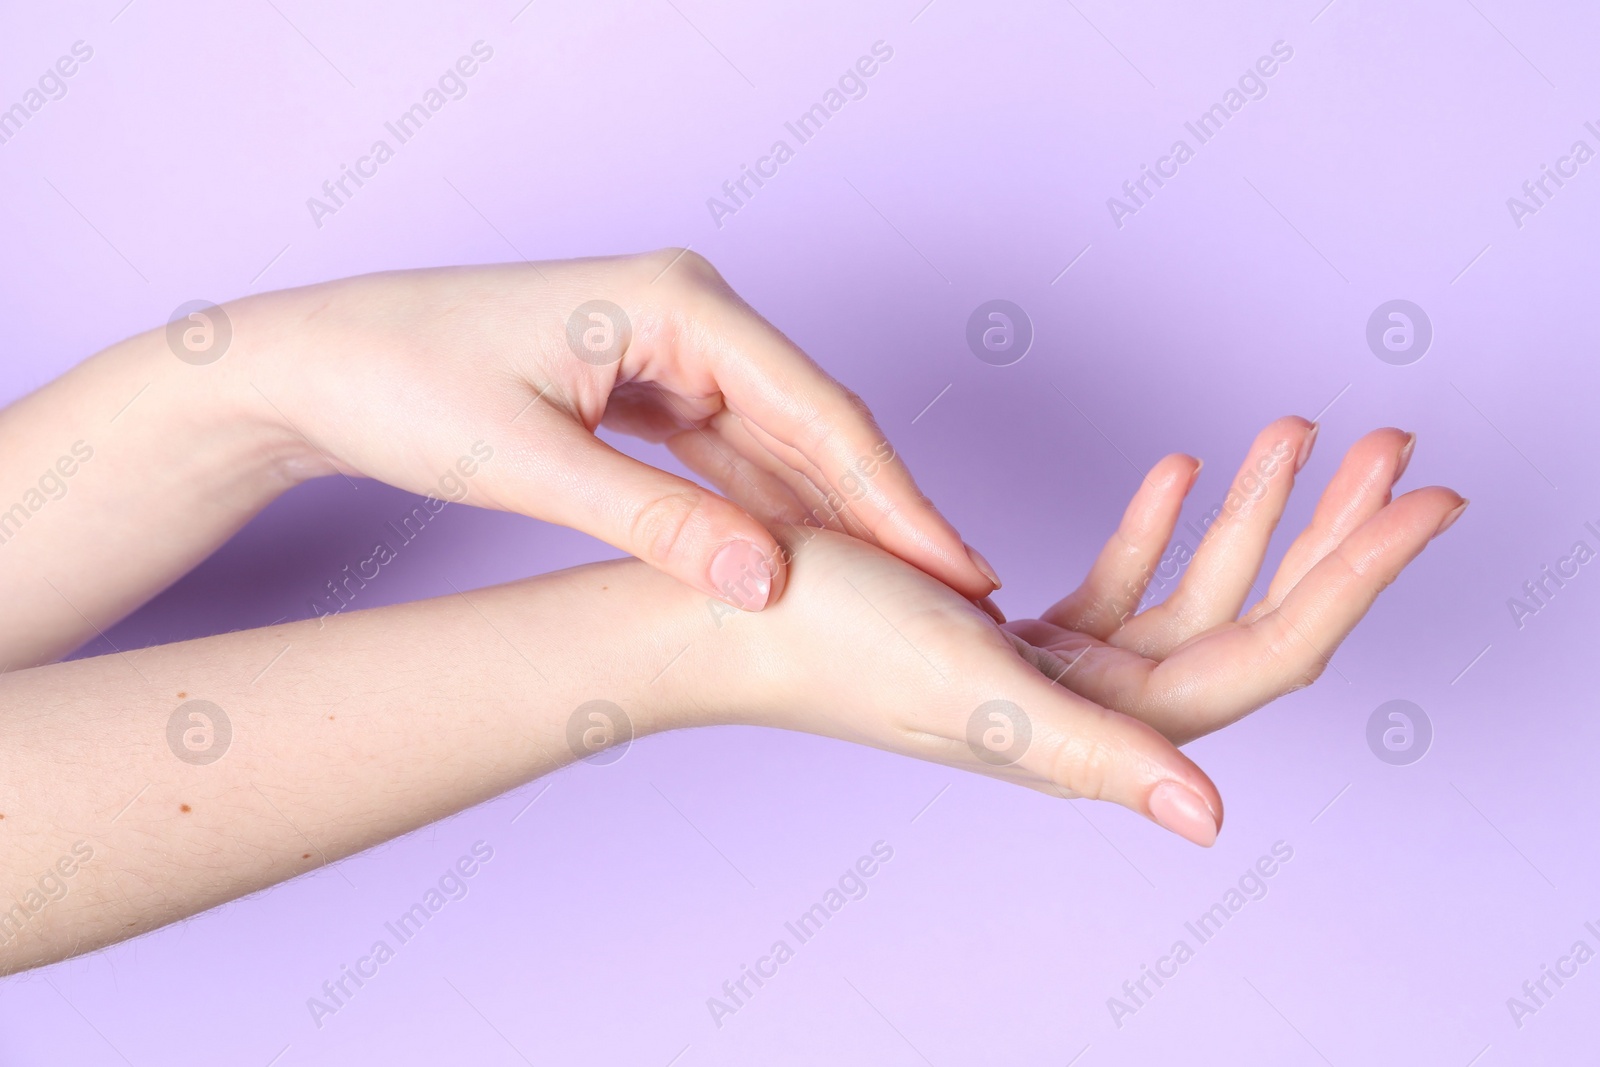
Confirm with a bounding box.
[1434,496,1469,538]
[708,530,784,611]
[1295,420,1320,474]
[965,542,1002,592]
[1147,779,1222,847]
[975,595,1006,625]
[1394,430,1417,482]
[1146,453,1201,494]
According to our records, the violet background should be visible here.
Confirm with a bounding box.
[1,0,1597,1063]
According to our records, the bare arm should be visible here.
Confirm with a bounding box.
[0,253,1000,669]
[0,322,300,667]
[0,525,1233,977]
[0,423,1458,976]
[0,554,713,974]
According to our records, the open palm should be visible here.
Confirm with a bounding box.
[717,417,1463,846]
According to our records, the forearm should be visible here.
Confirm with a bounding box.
[0,555,721,975]
[0,318,303,667]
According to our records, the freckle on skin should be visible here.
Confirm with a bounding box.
[180,804,191,813]
[177,692,187,699]
[302,853,311,859]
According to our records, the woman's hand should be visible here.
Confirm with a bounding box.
[709,418,1465,845]
[0,417,1461,970]
[231,252,997,610]
[1008,418,1464,744]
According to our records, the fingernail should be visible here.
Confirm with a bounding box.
[1434,498,1469,538]
[966,543,1002,591]
[709,541,772,611]
[1294,422,1320,474]
[975,595,1007,625]
[1395,432,1417,482]
[1189,456,1204,489]
[1147,781,1219,847]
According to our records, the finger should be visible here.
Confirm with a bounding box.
[1117,417,1315,657]
[1242,427,1413,622]
[702,410,860,536]
[989,666,1224,846]
[1040,453,1201,639]
[666,426,813,527]
[680,288,998,598]
[1144,486,1466,740]
[602,382,831,530]
[489,415,788,611]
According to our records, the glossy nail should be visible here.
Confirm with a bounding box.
[1394,431,1417,482]
[710,541,772,611]
[1295,421,1320,474]
[1148,780,1219,847]
[975,595,1006,625]
[1434,498,1469,538]
[966,543,1002,591]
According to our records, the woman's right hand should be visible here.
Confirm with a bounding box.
[705,419,1463,846]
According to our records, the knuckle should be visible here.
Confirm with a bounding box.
[799,388,875,456]
[1258,609,1325,690]
[838,387,873,420]
[639,247,724,291]
[629,491,706,566]
[1047,729,1120,802]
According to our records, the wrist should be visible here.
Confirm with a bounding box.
[91,317,304,507]
[513,557,766,743]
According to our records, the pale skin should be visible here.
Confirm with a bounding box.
[0,250,996,669]
[0,256,1465,975]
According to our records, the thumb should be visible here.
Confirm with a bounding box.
[978,667,1224,847]
[534,424,786,610]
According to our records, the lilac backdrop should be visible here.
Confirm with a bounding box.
[2,0,1597,1063]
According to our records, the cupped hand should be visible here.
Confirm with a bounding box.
[1005,417,1465,744]
[232,251,996,611]
[716,418,1464,846]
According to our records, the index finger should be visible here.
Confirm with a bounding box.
[691,287,999,599]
